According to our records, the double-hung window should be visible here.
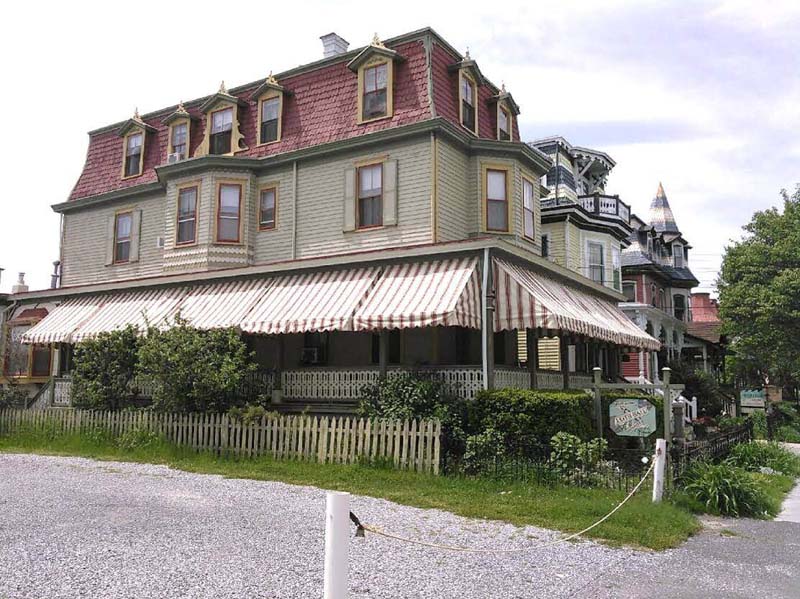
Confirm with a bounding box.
[498,106,511,140]
[114,212,133,263]
[260,97,280,144]
[124,133,143,177]
[486,169,508,232]
[171,122,188,158]
[623,281,636,302]
[217,184,241,242]
[210,107,233,155]
[612,246,621,290]
[176,187,198,245]
[259,187,277,230]
[362,62,388,120]
[588,242,604,284]
[673,244,684,268]
[357,164,383,229]
[522,178,535,239]
[461,74,476,132]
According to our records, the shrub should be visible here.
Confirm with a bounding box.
[71,326,140,410]
[750,410,767,439]
[550,432,609,486]
[468,389,594,449]
[680,461,770,518]
[718,415,747,430]
[727,442,800,476]
[227,404,278,424]
[137,317,256,413]
[667,360,725,417]
[463,428,505,474]
[0,385,29,409]
[358,373,468,462]
[776,425,800,443]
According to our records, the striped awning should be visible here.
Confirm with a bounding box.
[20,295,104,344]
[70,287,185,342]
[353,257,481,330]
[493,258,660,350]
[240,267,381,334]
[178,279,273,330]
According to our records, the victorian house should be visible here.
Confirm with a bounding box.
[1,28,656,410]
[619,183,698,382]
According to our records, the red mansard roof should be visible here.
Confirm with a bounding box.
[68,31,520,202]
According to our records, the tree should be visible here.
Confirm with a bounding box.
[717,186,800,389]
[71,326,140,410]
[137,316,256,413]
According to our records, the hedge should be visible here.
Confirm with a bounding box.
[468,389,594,443]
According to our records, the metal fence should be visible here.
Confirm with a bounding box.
[670,420,754,482]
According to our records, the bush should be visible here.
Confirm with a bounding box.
[550,432,609,486]
[137,317,256,413]
[679,461,771,518]
[358,373,468,463]
[0,385,29,409]
[463,428,505,474]
[727,442,800,476]
[667,360,725,417]
[228,404,278,424]
[468,388,594,448]
[750,411,767,438]
[718,415,747,430]
[72,326,140,410]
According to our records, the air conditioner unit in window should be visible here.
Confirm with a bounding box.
[156,236,165,249]
[167,152,185,164]
[301,347,321,364]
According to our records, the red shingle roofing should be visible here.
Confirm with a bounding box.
[68,32,519,202]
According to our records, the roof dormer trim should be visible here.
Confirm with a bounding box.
[346,34,403,72]
[199,81,248,113]
[161,102,200,126]
[447,57,486,86]
[118,109,157,137]
[249,73,293,101]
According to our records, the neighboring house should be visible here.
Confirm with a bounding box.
[620,183,699,382]
[683,293,726,378]
[1,28,657,409]
[527,137,633,376]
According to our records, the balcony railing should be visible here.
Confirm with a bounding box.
[578,193,631,223]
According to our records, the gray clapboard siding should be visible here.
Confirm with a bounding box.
[61,193,166,286]
[436,138,472,241]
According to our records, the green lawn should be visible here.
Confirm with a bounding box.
[0,429,700,551]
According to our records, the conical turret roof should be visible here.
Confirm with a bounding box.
[649,182,679,233]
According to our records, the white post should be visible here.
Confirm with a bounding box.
[652,438,667,503]
[324,491,350,599]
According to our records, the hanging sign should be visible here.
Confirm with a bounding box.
[610,398,657,437]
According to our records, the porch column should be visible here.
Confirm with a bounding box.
[638,350,645,382]
[702,344,708,373]
[378,330,389,380]
[526,328,538,390]
[481,248,495,390]
[272,336,284,403]
[560,332,570,390]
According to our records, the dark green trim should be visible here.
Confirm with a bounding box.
[52,182,163,213]
[541,207,632,242]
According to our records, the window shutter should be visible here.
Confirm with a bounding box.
[129,209,143,262]
[383,159,398,226]
[343,167,356,232]
[105,215,116,266]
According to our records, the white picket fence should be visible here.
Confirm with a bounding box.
[0,409,442,474]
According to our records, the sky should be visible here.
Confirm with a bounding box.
[0,0,797,293]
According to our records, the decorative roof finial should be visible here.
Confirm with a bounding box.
[266,71,279,85]
[219,80,228,94]
[371,32,385,48]
[501,82,506,93]
[465,47,470,60]
[176,101,188,114]
[133,107,141,120]
[657,181,666,198]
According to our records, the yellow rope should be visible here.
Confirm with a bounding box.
[360,460,655,554]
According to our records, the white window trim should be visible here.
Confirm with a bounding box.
[581,233,608,285]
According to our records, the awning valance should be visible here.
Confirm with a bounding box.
[21,296,103,344]
[493,258,660,350]
[353,257,481,330]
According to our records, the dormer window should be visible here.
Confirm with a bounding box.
[460,73,477,133]
[259,96,281,144]
[363,62,388,120]
[171,122,188,158]
[498,104,511,140]
[123,132,143,178]
[673,244,684,268]
[210,107,233,155]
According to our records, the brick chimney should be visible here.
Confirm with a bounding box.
[320,33,349,58]
[12,272,28,294]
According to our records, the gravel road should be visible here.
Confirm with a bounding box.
[1,453,798,598]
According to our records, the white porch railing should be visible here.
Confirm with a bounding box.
[53,377,72,407]
[282,368,380,401]
[568,373,594,389]
[536,370,564,389]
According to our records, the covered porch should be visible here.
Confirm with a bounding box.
[22,248,658,409]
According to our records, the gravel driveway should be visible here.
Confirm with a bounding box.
[1,453,798,598]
